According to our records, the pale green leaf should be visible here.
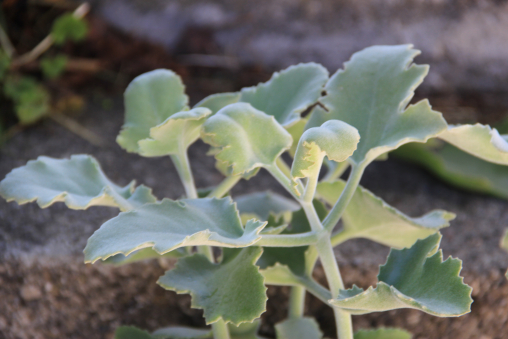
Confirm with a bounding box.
[158,247,267,325]
[51,14,88,45]
[317,181,454,248]
[354,328,412,339]
[201,103,292,175]
[0,155,155,211]
[331,234,473,317]
[392,141,508,199]
[291,120,359,181]
[115,326,153,339]
[240,63,328,126]
[104,247,187,266]
[306,45,447,166]
[152,326,211,339]
[275,317,323,339]
[194,92,240,114]
[117,69,189,153]
[138,107,211,156]
[286,118,308,157]
[84,197,266,263]
[234,191,299,221]
[438,124,508,165]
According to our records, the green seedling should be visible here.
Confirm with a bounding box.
[8,44,508,339]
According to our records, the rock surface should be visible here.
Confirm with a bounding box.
[0,96,507,338]
[92,0,508,92]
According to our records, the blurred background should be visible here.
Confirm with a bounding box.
[0,1,507,339]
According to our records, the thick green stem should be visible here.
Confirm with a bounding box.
[322,164,365,232]
[288,285,306,318]
[265,164,300,200]
[171,150,198,199]
[322,161,350,182]
[275,158,305,195]
[197,246,231,339]
[256,232,319,247]
[208,175,241,198]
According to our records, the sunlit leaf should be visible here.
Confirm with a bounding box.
[317,181,454,248]
[275,317,323,339]
[240,63,328,126]
[331,234,473,317]
[115,326,153,339]
[286,118,308,157]
[0,155,155,211]
[438,124,508,165]
[84,197,266,263]
[103,247,187,266]
[234,191,299,221]
[52,14,88,45]
[354,328,412,339]
[291,120,359,182]
[41,55,68,79]
[138,107,211,156]
[306,45,447,166]
[117,70,189,153]
[393,141,508,199]
[158,247,267,325]
[194,92,240,114]
[202,103,292,175]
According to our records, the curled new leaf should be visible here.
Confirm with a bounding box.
[240,63,328,126]
[138,107,212,156]
[117,69,189,153]
[202,103,293,175]
[0,155,156,211]
[317,180,454,248]
[306,45,447,166]
[84,197,266,263]
[331,234,473,317]
[275,317,323,339]
[438,124,508,165]
[291,120,360,181]
[158,247,267,325]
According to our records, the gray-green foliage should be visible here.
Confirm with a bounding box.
[3,45,493,339]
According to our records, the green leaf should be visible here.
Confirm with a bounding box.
[240,63,328,126]
[194,92,240,114]
[354,328,412,339]
[275,317,323,339]
[158,247,267,325]
[392,141,508,199]
[0,155,155,211]
[51,14,88,45]
[138,107,211,156]
[438,124,508,165]
[4,75,50,124]
[40,55,68,79]
[103,247,187,266]
[115,326,153,339]
[330,234,473,317]
[152,327,211,339]
[84,197,266,263]
[291,120,360,181]
[306,45,447,166]
[286,118,308,158]
[234,191,299,221]
[117,69,189,153]
[317,181,454,248]
[202,103,292,176]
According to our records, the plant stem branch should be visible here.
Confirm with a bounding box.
[171,148,198,199]
[12,2,90,66]
[288,285,306,318]
[0,24,15,58]
[265,163,300,201]
[322,163,365,232]
[207,175,241,198]
[276,157,304,195]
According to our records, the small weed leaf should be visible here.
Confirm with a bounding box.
[51,14,88,45]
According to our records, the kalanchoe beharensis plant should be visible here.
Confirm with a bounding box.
[7,44,508,339]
